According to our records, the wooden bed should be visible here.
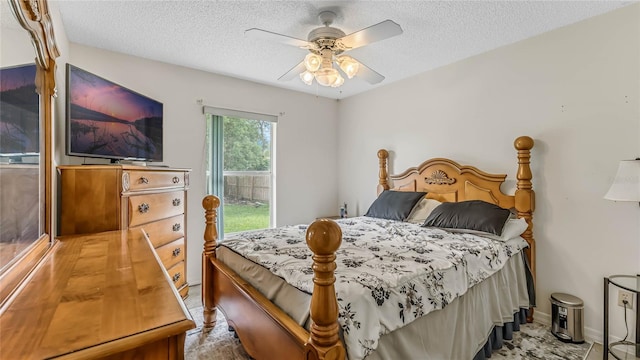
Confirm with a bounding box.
[201,135,535,360]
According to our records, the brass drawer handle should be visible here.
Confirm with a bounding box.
[172,198,181,206]
[172,176,180,184]
[138,203,150,213]
[172,223,181,232]
[172,273,181,282]
[172,248,181,257]
[139,177,149,184]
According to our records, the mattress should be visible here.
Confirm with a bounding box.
[217,217,530,360]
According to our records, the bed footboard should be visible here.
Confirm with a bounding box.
[201,195,345,360]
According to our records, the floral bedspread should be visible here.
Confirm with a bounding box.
[221,216,528,360]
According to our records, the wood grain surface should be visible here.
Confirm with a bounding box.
[0,230,195,359]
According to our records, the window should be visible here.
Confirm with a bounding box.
[205,107,276,237]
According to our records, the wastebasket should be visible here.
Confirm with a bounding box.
[550,292,585,343]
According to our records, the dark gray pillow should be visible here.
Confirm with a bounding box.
[422,200,511,236]
[364,190,427,221]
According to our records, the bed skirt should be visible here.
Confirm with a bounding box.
[473,308,529,360]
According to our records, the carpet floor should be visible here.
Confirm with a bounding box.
[184,306,592,360]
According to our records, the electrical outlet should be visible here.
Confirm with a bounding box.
[617,290,634,309]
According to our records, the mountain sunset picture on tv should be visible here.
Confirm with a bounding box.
[66,64,163,162]
[0,64,38,156]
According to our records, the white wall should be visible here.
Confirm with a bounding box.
[60,44,339,286]
[47,0,639,347]
[337,4,640,345]
[50,1,70,239]
[1,27,34,65]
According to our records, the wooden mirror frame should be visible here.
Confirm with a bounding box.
[0,0,59,306]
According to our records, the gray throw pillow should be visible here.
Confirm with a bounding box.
[364,190,427,221]
[422,200,511,236]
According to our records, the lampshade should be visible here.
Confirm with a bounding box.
[299,70,314,85]
[337,55,360,79]
[604,159,640,201]
[303,53,322,72]
[314,68,340,87]
[330,74,345,88]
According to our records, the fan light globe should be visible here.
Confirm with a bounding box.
[300,71,314,85]
[315,68,339,87]
[330,74,345,88]
[338,56,360,79]
[303,53,322,72]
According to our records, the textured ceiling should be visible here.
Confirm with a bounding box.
[49,1,634,99]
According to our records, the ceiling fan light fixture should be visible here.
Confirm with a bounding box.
[303,53,322,72]
[300,70,315,85]
[314,68,340,87]
[250,13,403,89]
[337,56,360,79]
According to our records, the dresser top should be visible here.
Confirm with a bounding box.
[57,164,191,171]
[0,230,195,359]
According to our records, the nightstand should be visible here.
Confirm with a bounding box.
[603,274,640,359]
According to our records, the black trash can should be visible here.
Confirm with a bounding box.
[550,292,585,343]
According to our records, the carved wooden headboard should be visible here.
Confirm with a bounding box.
[376,135,536,320]
[380,156,517,207]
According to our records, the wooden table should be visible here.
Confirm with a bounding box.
[0,230,195,359]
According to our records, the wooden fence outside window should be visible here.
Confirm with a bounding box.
[224,174,270,204]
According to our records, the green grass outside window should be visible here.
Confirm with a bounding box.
[223,203,270,234]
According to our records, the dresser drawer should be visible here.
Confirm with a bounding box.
[126,171,186,191]
[156,238,185,270]
[167,262,186,289]
[129,191,184,227]
[134,215,184,248]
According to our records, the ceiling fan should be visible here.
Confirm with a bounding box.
[245,11,403,88]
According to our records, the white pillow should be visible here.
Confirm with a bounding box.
[406,198,442,224]
[446,217,528,241]
[497,217,529,241]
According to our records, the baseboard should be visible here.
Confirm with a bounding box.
[533,309,551,327]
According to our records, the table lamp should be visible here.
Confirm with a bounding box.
[603,158,640,359]
[604,158,640,203]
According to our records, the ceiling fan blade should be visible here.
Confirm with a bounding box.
[355,61,385,85]
[338,20,403,51]
[245,28,312,49]
[278,61,307,81]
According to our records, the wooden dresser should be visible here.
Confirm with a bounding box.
[0,164,40,267]
[0,230,195,359]
[58,165,191,297]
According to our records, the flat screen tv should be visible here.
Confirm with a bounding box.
[0,64,39,157]
[66,64,163,162]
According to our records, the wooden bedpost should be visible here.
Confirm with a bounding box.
[514,136,535,322]
[202,195,220,328]
[377,149,390,194]
[305,219,346,360]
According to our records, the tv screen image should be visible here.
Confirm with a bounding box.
[0,64,38,156]
[66,64,163,162]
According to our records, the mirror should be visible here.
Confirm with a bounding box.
[0,0,58,305]
[0,3,42,270]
